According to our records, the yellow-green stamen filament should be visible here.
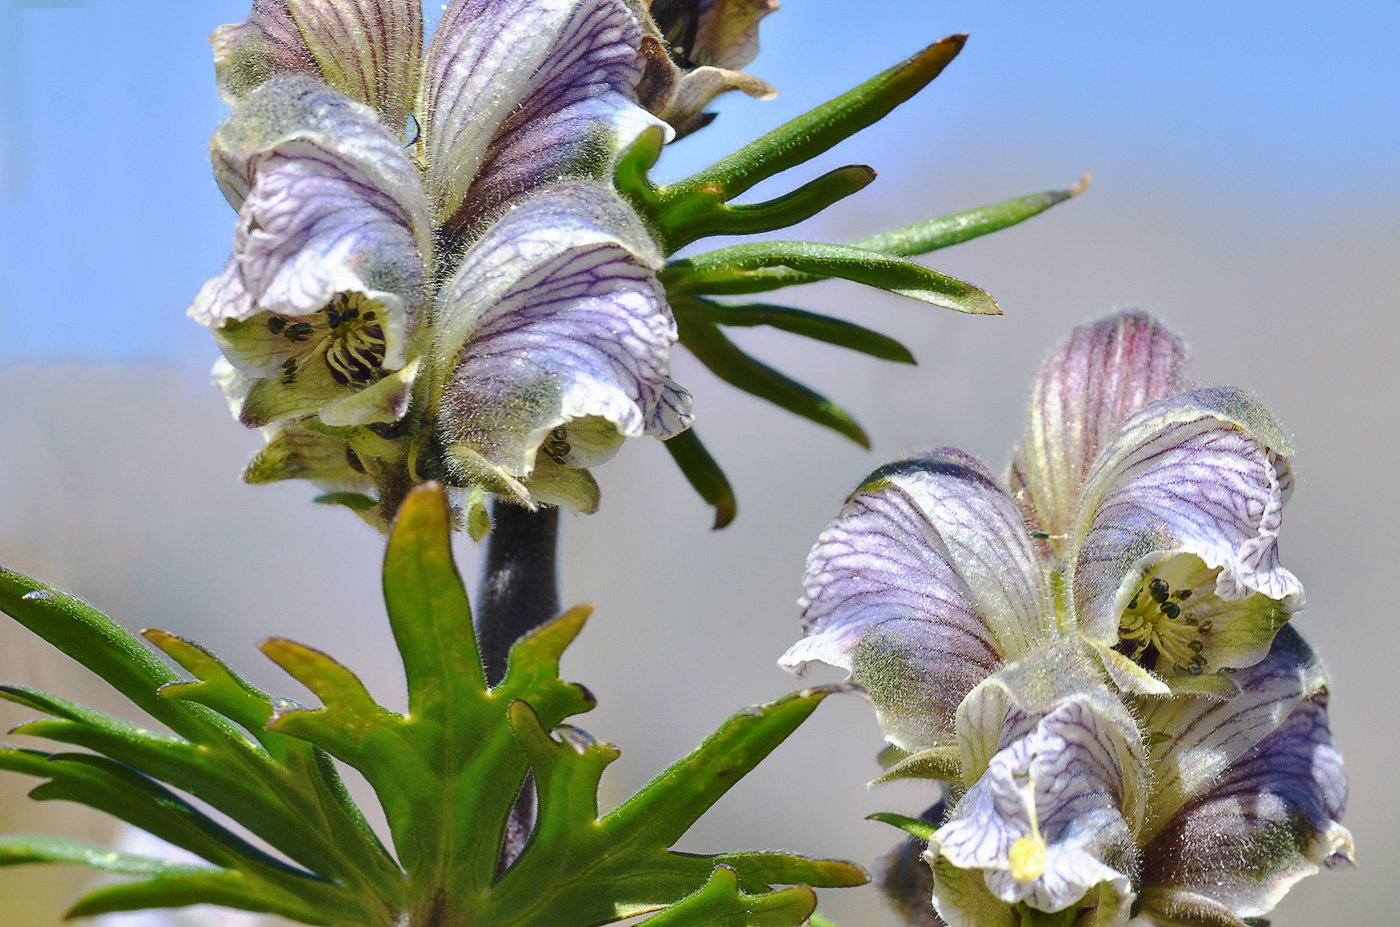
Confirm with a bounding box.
[1117,571,1211,676]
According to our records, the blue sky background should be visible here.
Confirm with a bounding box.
[0,0,1395,364]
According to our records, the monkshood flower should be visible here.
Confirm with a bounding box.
[782,312,1303,705]
[916,627,1353,927]
[190,0,694,520]
[781,311,1347,923]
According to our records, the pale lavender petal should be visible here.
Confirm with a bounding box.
[190,77,430,425]
[211,0,323,106]
[212,0,423,130]
[1136,625,1328,836]
[420,0,663,225]
[933,695,1139,916]
[434,182,687,483]
[779,451,1051,751]
[1071,387,1302,667]
[1012,311,1194,553]
[1138,687,1353,920]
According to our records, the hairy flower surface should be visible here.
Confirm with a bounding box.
[191,0,695,520]
[780,311,1349,924]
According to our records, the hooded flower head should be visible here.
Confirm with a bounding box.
[781,311,1349,925]
[191,0,695,522]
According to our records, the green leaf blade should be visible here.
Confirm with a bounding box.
[676,298,915,364]
[679,36,966,200]
[679,322,870,448]
[665,240,1000,315]
[383,483,487,721]
[663,428,737,529]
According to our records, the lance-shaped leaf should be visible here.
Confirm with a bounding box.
[0,748,374,925]
[663,240,999,314]
[671,35,966,201]
[621,127,876,251]
[721,178,1091,292]
[674,296,915,364]
[664,427,738,529]
[633,865,819,927]
[679,320,869,447]
[851,175,1090,258]
[484,686,866,927]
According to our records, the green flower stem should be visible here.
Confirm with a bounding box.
[476,501,561,687]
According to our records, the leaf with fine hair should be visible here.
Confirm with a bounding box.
[662,240,999,314]
[664,428,738,530]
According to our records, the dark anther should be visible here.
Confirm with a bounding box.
[1149,577,1170,603]
[267,316,287,334]
[1175,588,1192,600]
[1160,602,1181,620]
[1198,620,1213,634]
[345,446,365,474]
[1188,640,1204,653]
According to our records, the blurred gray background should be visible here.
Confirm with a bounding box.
[1,1,1395,925]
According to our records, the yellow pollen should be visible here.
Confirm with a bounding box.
[1009,772,1047,883]
[1009,834,1047,883]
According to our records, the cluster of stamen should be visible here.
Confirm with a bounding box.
[542,426,571,464]
[1117,575,1213,676]
[266,293,387,387]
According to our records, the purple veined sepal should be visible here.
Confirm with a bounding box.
[429,180,693,514]
[927,644,1147,927]
[420,0,671,229]
[1069,386,1303,697]
[189,75,431,429]
[779,449,1055,752]
[211,0,425,133]
[1009,310,1196,551]
[1128,625,1354,924]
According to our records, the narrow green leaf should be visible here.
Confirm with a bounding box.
[313,492,379,511]
[635,865,817,927]
[664,240,999,315]
[508,703,619,851]
[867,812,940,843]
[679,321,869,448]
[677,35,966,200]
[0,569,223,743]
[601,687,841,850]
[663,428,737,529]
[495,606,595,729]
[674,296,915,364]
[850,173,1090,256]
[658,165,875,252]
[382,482,487,720]
[0,835,209,875]
[144,630,276,741]
[0,747,308,878]
[66,870,364,927]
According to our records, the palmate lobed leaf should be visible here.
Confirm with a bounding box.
[484,685,867,927]
[632,865,818,927]
[1,485,858,925]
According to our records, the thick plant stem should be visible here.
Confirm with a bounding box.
[475,499,560,875]
[476,500,561,686]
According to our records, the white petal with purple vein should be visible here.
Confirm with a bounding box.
[433,182,681,479]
